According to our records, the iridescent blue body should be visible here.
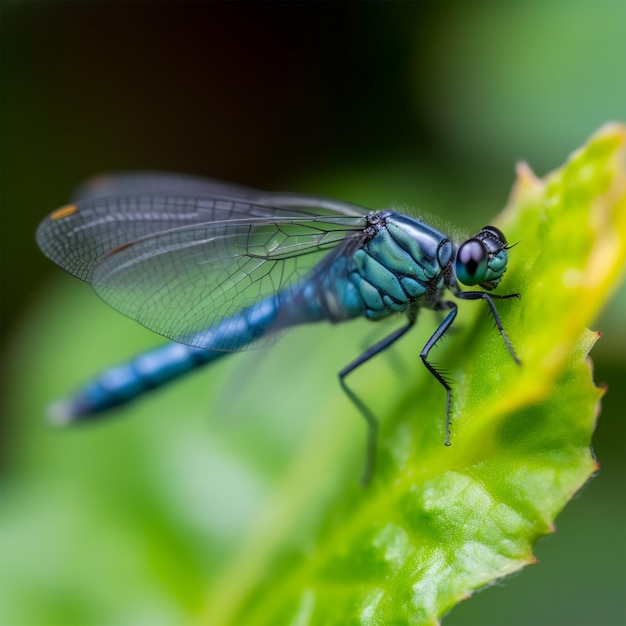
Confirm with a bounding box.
[37,173,520,483]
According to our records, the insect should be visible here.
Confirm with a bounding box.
[36,172,520,484]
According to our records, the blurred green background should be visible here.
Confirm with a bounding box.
[2,2,624,625]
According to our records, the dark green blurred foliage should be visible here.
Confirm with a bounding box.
[2,2,624,625]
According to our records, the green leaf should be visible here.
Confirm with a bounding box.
[217,125,624,624]
[3,124,625,626]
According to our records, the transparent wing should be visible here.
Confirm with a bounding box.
[37,184,369,283]
[37,188,370,350]
[91,216,364,349]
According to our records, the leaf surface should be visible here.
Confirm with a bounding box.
[4,125,625,626]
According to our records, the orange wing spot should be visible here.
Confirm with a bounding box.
[50,204,78,220]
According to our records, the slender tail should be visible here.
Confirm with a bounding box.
[48,294,291,425]
[47,342,228,424]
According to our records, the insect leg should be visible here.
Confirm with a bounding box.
[339,317,416,486]
[455,290,521,365]
[419,302,458,447]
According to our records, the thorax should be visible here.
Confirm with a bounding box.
[347,211,454,319]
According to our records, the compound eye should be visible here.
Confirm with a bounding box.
[456,238,488,286]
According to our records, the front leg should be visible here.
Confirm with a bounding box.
[419,301,458,446]
[454,289,521,365]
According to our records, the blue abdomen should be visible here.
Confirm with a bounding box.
[50,294,286,422]
[48,342,222,422]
